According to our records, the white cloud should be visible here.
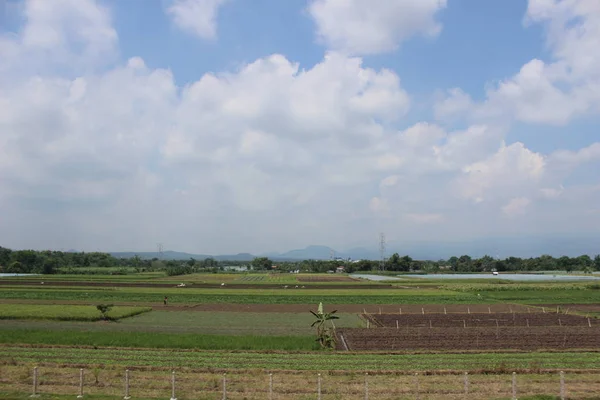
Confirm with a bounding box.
[1,0,600,254]
[502,197,531,217]
[0,0,117,76]
[308,0,447,55]
[166,0,229,40]
[436,0,600,125]
[406,213,444,224]
[455,142,546,203]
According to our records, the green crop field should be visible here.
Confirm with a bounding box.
[2,272,600,399]
[0,311,365,335]
[0,304,151,321]
[0,287,482,304]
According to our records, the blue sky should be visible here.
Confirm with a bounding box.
[0,0,599,256]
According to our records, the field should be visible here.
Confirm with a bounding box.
[1,272,600,399]
[0,304,151,321]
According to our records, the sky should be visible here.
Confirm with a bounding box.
[0,0,599,255]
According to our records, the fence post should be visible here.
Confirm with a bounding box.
[269,373,273,400]
[464,372,469,395]
[124,369,131,400]
[512,372,517,400]
[414,373,420,400]
[30,367,39,398]
[222,373,227,400]
[396,320,399,329]
[560,371,565,400]
[77,368,84,398]
[364,373,369,400]
[170,370,177,400]
[317,373,322,400]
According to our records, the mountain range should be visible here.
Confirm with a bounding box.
[109,234,599,261]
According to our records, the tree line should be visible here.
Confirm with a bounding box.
[1,246,599,275]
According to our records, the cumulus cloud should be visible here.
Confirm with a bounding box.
[1,0,600,254]
[308,0,447,55]
[436,0,600,125]
[502,197,531,217]
[166,0,229,40]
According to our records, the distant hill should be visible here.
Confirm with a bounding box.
[110,251,210,260]
[108,233,600,262]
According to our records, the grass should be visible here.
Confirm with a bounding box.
[3,370,599,400]
[0,330,317,351]
[1,344,599,371]
[0,311,365,336]
[0,287,481,304]
[480,289,600,304]
[0,304,151,321]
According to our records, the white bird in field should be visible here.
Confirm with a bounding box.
[221,283,225,286]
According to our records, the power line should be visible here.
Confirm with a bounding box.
[157,243,164,260]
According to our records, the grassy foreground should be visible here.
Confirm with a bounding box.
[2,344,599,371]
[0,304,151,321]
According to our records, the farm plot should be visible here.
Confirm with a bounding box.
[297,275,360,283]
[336,326,600,351]
[0,304,151,321]
[364,312,600,328]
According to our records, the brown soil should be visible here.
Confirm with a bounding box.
[365,312,600,328]
[537,304,600,313]
[338,311,600,351]
[337,325,600,351]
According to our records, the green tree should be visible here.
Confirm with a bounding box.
[251,257,273,271]
[386,253,401,270]
[594,255,600,271]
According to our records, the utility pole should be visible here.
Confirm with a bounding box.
[379,233,386,271]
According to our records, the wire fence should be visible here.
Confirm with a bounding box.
[16,366,594,399]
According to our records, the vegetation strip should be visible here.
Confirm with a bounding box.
[1,345,599,372]
[0,304,151,321]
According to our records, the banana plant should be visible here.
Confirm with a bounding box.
[310,302,339,349]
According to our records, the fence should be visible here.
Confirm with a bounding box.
[20,366,586,399]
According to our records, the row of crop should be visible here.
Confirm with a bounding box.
[0,289,480,304]
[2,345,599,371]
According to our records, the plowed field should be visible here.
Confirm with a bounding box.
[337,326,600,351]
[365,312,600,328]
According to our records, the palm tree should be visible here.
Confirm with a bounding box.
[310,302,339,349]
